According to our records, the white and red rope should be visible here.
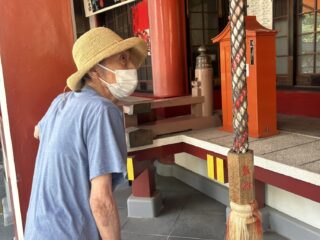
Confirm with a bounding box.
[230,0,249,153]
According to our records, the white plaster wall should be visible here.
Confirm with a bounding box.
[174,152,320,230]
[174,153,208,179]
[266,184,320,229]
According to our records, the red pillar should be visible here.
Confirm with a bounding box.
[148,0,188,97]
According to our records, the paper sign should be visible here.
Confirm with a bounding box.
[83,0,135,17]
[247,0,273,29]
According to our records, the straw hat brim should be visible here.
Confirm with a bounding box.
[67,37,147,91]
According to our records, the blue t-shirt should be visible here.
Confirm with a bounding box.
[24,86,127,240]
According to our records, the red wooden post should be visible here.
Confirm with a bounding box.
[148,0,188,97]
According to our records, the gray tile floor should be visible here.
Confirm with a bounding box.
[0,164,14,240]
[0,214,13,240]
[116,175,288,240]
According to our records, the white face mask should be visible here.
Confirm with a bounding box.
[97,63,138,99]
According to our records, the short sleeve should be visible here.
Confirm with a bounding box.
[38,94,64,137]
[86,104,127,185]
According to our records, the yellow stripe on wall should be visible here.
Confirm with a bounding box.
[207,154,215,180]
[216,157,225,183]
[127,157,134,181]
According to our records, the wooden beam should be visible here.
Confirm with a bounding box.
[126,127,153,148]
[150,96,204,109]
[191,103,203,117]
[124,114,138,127]
[141,115,215,137]
[122,102,151,115]
[122,95,205,115]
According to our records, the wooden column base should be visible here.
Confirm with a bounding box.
[132,166,156,198]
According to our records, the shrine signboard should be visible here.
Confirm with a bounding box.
[83,0,135,17]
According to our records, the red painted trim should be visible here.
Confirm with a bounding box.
[129,143,320,203]
[254,166,320,202]
[277,90,320,118]
[181,143,227,161]
[128,143,183,161]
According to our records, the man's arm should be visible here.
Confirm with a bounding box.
[90,174,120,240]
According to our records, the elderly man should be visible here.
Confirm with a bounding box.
[25,27,147,240]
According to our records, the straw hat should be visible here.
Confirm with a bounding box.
[66,27,147,91]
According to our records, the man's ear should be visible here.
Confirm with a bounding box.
[87,69,99,81]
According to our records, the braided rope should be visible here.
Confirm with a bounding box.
[230,0,249,153]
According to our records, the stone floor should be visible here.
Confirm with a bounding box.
[0,163,14,240]
[0,174,289,240]
[116,175,288,240]
[277,114,320,137]
[0,214,13,240]
[184,114,320,175]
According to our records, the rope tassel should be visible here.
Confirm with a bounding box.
[226,201,263,240]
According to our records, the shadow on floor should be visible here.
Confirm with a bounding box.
[0,213,14,240]
[115,175,289,240]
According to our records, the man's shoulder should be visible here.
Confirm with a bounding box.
[86,95,119,112]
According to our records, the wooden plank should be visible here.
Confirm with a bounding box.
[191,103,203,117]
[125,127,153,148]
[150,96,204,109]
[122,96,204,114]
[124,114,138,127]
[123,102,151,115]
[141,115,216,137]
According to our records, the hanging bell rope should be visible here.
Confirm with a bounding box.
[227,1,263,239]
[230,0,249,154]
